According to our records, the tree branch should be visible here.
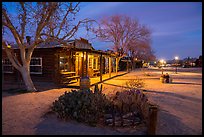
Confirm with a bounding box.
[2,41,22,70]
[2,9,23,47]
[20,2,26,41]
[35,3,58,40]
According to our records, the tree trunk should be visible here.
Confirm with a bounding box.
[20,67,37,92]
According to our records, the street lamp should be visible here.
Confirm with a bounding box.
[160,59,165,74]
[175,56,179,74]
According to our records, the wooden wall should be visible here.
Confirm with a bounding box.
[2,48,59,83]
[31,48,57,82]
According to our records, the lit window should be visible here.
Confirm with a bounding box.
[93,58,96,69]
[30,57,42,74]
[2,58,13,73]
[89,58,93,68]
[59,56,69,72]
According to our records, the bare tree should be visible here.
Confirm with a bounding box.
[92,15,155,68]
[2,2,93,92]
[128,40,156,64]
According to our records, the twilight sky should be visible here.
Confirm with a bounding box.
[75,2,202,60]
[3,2,202,60]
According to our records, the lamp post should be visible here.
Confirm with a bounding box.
[160,59,164,74]
[175,56,179,74]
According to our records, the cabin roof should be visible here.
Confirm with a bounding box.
[5,39,83,49]
[3,38,117,57]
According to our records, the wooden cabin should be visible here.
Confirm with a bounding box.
[2,38,119,86]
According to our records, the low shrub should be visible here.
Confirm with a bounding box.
[52,89,111,126]
[125,77,145,89]
[107,89,148,117]
[52,87,150,127]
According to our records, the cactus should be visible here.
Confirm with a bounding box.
[52,87,150,128]
[94,84,99,93]
[94,84,103,94]
[52,89,111,126]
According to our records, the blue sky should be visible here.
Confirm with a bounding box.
[3,2,202,60]
[75,2,202,60]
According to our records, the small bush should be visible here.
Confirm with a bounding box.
[107,89,148,114]
[125,77,145,89]
[52,87,150,127]
[52,89,111,126]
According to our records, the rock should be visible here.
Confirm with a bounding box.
[104,114,112,119]
[122,112,133,119]
[105,118,113,124]
[114,121,122,127]
[123,119,134,123]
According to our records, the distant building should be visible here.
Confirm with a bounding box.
[195,55,202,67]
[182,57,197,68]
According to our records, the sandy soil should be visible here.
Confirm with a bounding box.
[2,67,202,135]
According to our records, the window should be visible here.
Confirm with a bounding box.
[30,57,42,74]
[88,58,93,68]
[59,56,69,72]
[93,58,96,69]
[2,58,13,73]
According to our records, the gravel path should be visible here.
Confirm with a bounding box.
[2,67,202,135]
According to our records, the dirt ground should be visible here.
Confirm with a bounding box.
[2,67,202,135]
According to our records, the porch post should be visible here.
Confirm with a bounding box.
[80,51,90,90]
[85,51,88,77]
[81,51,84,77]
[96,57,98,70]
[100,52,103,82]
[109,57,111,78]
[92,58,94,69]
